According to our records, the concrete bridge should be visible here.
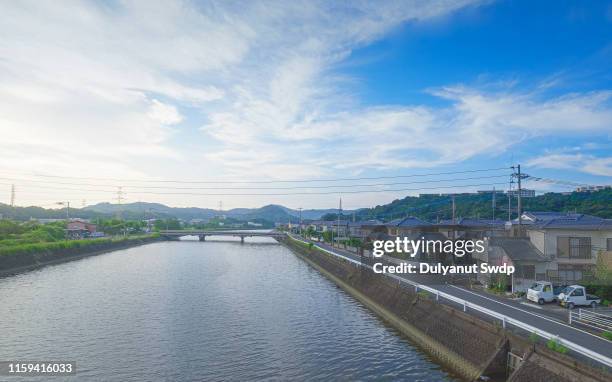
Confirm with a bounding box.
[159,230,286,243]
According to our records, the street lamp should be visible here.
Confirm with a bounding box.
[56,201,70,220]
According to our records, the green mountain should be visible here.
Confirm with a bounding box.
[355,189,612,222]
[0,201,358,223]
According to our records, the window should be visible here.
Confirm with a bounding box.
[571,288,584,297]
[557,264,594,283]
[557,237,591,259]
[543,285,551,293]
[517,265,535,279]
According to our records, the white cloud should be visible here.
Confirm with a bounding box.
[527,154,612,177]
[1,0,611,208]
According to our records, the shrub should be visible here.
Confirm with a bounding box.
[547,339,569,354]
[602,331,612,341]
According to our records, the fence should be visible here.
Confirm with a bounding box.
[570,308,612,334]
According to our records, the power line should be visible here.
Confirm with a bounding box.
[8,182,511,197]
[0,174,510,192]
[0,167,511,184]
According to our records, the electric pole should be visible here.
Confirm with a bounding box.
[508,180,512,223]
[451,195,456,224]
[10,184,15,207]
[511,164,527,228]
[492,186,496,220]
[517,164,522,227]
[116,186,125,220]
[337,197,342,248]
[298,207,302,236]
[56,201,70,220]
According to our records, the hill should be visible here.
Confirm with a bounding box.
[355,189,612,222]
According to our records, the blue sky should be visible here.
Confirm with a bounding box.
[0,0,610,209]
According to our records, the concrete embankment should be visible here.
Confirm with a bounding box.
[0,236,162,276]
[282,237,611,382]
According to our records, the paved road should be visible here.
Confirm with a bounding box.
[295,236,612,367]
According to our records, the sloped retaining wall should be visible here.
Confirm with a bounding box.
[283,237,501,380]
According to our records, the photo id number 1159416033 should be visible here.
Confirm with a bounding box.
[0,361,76,376]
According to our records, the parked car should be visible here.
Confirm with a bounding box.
[527,281,568,305]
[558,285,601,309]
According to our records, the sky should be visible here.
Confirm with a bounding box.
[0,0,611,210]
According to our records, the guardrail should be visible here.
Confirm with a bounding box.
[570,308,612,333]
[288,235,612,368]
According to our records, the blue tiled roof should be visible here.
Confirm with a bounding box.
[534,214,612,230]
[439,218,506,227]
[385,216,432,227]
[348,220,382,227]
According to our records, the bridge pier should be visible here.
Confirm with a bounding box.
[199,235,206,242]
[240,236,245,244]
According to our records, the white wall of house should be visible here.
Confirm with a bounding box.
[526,228,612,283]
[535,228,610,264]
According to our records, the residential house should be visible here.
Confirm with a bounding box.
[385,216,432,237]
[520,212,612,284]
[347,220,382,240]
[66,219,98,239]
[478,237,550,292]
[436,218,507,240]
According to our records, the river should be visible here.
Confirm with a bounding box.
[0,237,455,381]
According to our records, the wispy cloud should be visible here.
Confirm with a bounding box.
[527,153,612,177]
[1,0,611,208]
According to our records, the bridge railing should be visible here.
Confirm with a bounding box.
[288,235,612,369]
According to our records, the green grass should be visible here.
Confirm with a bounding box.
[0,234,156,257]
[602,331,612,341]
[546,339,569,354]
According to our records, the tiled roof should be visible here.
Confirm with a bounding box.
[488,237,548,262]
[439,218,506,228]
[531,214,612,230]
[348,220,382,227]
[387,216,432,227]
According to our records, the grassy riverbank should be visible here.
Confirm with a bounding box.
[0,234,160,272]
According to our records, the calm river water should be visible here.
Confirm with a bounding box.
[0,237,455,381]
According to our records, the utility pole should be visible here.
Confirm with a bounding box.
[451,195,456,224]
[492,186,496,220]
[511,164,525,228]
[10,184,15,207]
[517,164,522,227]
[56,201,70,220]
[298,207,302,236]
[337,197,342,248]
[508,179,512,222]
[116,186,125,220]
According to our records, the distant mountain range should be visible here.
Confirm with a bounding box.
[0,201,359,223]
[1,188,609,223]
[82,202,358,222]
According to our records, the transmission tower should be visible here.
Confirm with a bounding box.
[10,184,15,207]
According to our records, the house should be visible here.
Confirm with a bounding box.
[66,219,98,239]
[347,220,382,240]
[520,212,612,284]
[436,218,507,240]
[479,237,550,292]
[385,216,432,237]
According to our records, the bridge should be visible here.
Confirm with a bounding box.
[159,230,286,243]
